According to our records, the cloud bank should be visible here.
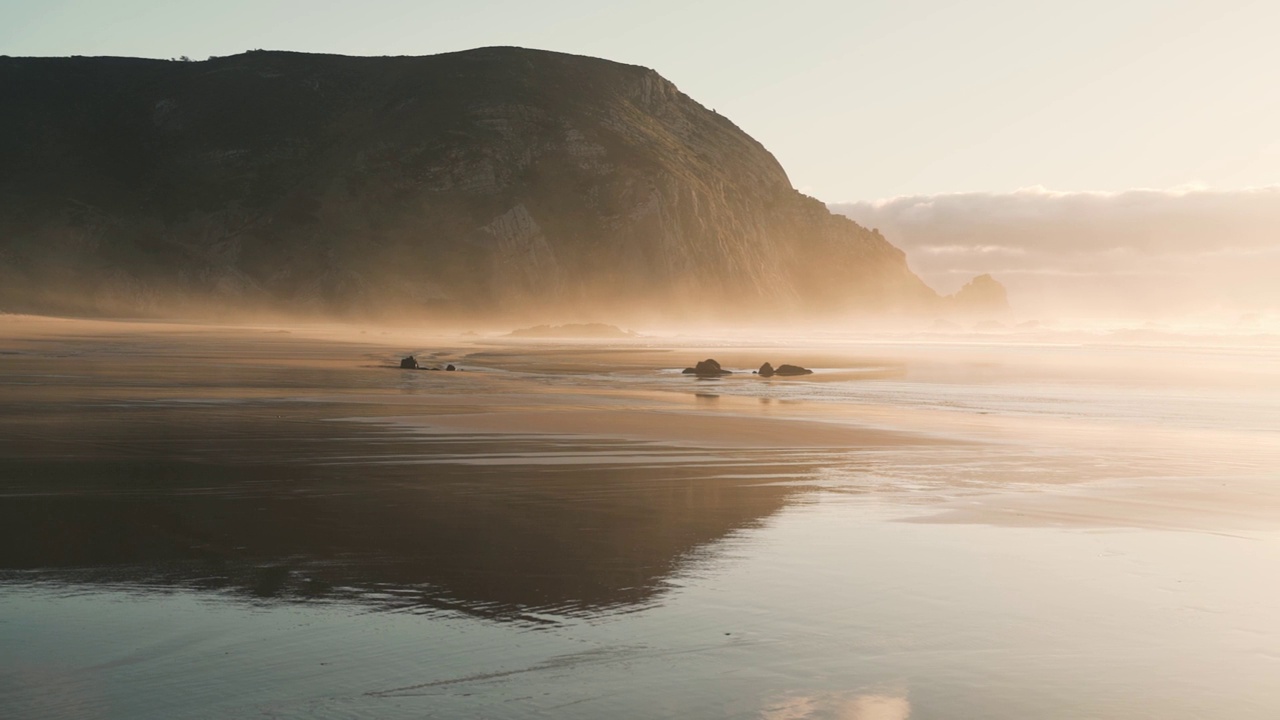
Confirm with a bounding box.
[831,186,1280,323]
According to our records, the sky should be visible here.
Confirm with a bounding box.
[3,0,1278,202]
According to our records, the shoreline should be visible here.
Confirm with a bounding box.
[1,314,1276,538]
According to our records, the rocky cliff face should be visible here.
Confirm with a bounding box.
[0,48,937,319]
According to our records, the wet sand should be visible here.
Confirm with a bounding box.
[2,315,1279,718]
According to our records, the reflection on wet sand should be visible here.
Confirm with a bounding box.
[0,425,816,621]
[0,318,942,621]
[6,316,1280,719]
[0,329,875,622]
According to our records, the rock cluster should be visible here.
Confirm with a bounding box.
[756,362,813,377]
[398,355,462,371]
[682,359,814,377]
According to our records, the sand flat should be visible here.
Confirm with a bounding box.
[362,400,946,450]
[3,315,1280,719]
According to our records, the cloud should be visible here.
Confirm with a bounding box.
[831,186,1280,321]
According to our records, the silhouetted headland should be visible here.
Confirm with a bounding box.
[0,48,967,321]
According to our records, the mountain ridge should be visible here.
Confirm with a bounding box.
[0,47,942,320]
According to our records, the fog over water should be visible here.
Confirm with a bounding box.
[832,185,1280,328]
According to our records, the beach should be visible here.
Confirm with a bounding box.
[2,315,1278,719]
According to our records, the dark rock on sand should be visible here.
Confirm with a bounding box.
[757,362,775,377]
[773,364,813,376]
[446,364,457,371]
[400,355,419,369]
[682,359,732,376]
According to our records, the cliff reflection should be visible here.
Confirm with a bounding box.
[0,421,810,622]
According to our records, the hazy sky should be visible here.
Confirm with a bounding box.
[834,186,1280,322]
[3,0,1277,202]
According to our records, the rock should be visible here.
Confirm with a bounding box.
[400,355,419,369]
[947,274,1010,317]
[756,361,811,376]
[445,364,456,371]
[773,364,813,376]
[682,359,731,376]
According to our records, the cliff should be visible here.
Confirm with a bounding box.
[0,48,938,319]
